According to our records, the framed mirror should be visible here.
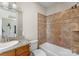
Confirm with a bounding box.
[0,2,22,42]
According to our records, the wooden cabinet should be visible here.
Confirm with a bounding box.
[0,45,30,56]
[0,50,15,56]
[16,45,30,56]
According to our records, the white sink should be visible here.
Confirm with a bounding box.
[0,40,19,50]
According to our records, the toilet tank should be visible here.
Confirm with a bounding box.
[29,40,38,51]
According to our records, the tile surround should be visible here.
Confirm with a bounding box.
[38,13,47,45]
[47,7,79,53]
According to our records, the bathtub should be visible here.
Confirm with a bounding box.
[39,42,78,56]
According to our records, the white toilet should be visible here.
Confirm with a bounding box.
[29,40,46,56]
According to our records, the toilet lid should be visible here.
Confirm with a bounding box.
[32,49,46,56]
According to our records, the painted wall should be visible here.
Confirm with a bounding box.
[17,2,46,40]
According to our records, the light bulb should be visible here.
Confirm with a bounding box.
[12,3,16,9]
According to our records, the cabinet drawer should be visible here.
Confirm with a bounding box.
[0,50,15,56]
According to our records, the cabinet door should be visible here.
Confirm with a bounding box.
[16,45,30,56]
[0,50,15,56]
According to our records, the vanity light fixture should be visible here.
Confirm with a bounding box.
[1,2,17,10]
[1,2,9,8]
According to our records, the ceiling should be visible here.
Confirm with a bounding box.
[38,2,77,9]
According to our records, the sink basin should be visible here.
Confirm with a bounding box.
[0,40,19,50]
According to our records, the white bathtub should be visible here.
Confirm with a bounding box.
[39,42,78,56]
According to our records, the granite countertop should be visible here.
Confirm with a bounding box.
[0,38,30,54]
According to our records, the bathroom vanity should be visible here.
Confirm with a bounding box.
[0,45,30,56]
[0,39,30,56]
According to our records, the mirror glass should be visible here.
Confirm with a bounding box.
[0,2,18,41]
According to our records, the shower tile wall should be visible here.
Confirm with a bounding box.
[47,7,79,50]
[38,13,47,45]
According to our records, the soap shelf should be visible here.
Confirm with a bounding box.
[72,30,79,31]
[71,23,79,31]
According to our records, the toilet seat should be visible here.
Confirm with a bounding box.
[32,49,46,56]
